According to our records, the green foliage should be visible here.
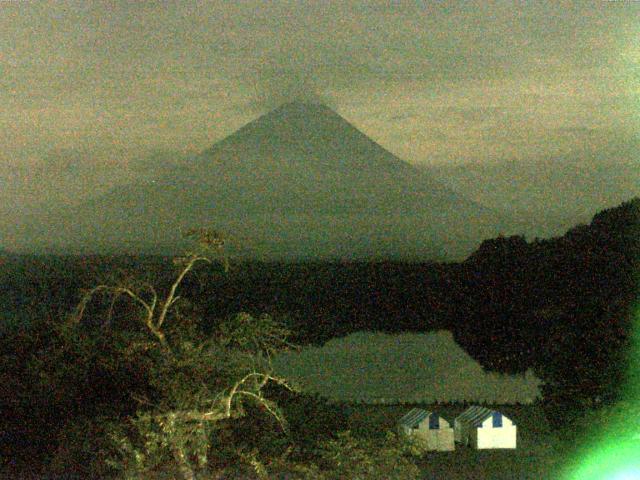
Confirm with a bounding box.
[48,415,116,478]
[218,311,292,358]
[99,311,295,479]
[32,231,298,479]
[279,393,350,452]
[6,198,636,476]
[105,410,211,478]
[313,430,420,480]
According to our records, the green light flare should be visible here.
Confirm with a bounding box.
[561,300,640,479]
[563,439,640,480]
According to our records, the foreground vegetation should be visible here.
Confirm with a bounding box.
[0,230,427,478]
[1,198,639,477]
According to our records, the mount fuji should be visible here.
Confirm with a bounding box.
[5,102,519,260]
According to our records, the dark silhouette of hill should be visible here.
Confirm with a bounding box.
[448,197,640,417]
[4,102,515,260]
[2,193,637,448]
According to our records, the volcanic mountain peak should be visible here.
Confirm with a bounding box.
[254,101,340,124]
[212,101,359,147]
[4,102,519,259]
[204,101,414,178]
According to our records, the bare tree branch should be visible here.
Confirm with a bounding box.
[157,255,211,330]
[235,390,287,430]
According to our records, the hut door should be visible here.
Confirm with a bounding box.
[429,414,439,429]
[492,411,502,428]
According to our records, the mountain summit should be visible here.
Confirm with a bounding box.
[210,101,416,172]
[5,103,517,260]
[190,101,459,218]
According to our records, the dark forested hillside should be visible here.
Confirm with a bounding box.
[3,198,638,376]
[451,197,640,410]
[1,198,638,468]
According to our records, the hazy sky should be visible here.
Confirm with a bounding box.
[1,1,638,215]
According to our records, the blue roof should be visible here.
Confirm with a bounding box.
[398,408,432,428]
[456,406,509,428]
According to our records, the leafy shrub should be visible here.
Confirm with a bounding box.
[314,430,420,480]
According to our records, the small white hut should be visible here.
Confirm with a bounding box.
[397,408,455,451]
[454,405,516,449]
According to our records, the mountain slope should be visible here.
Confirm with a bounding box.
[5,102,518,260]
[177,102,467,215]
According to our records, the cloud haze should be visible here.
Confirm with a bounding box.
[1,1,638,224]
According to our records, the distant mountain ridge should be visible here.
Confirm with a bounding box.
[3,102,519,260]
